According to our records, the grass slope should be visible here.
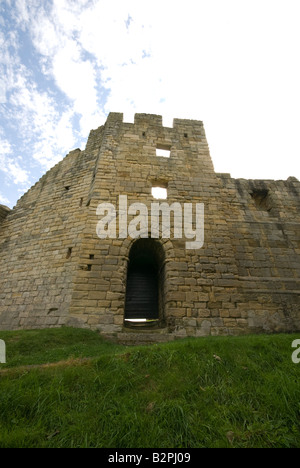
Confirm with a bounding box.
[0,328,299,448]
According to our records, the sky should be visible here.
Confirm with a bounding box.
[0,0,300,208]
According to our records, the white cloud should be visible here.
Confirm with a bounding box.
[2,0,300,209]
[0,193,10,206]
[77,1,150,68]
[14,0,32,25]
[4,160,29,185]
[0,21,80,171]
[0,134,29,186]
[31,109,77,169]
[51,40,101,131]
[0,136,12,157]
[18,1,105,137]
[0,26,22,104]
[0,78,7,103]
[2,71,78,171]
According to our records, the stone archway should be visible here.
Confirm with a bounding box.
[124,239,165,327]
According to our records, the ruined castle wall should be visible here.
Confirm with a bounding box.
[0,112,299,340]
[217,175,300,333]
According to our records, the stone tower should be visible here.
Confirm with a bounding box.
[0,113,299,343]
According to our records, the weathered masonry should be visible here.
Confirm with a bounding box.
[0,112,299,343]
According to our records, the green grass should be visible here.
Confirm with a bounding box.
[0,328,299,448]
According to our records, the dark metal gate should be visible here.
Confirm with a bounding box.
[125,264,159,321]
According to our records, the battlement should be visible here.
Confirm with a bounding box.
[105,112,204,129]
[86,112,207,154]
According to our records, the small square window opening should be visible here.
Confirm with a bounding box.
[152,187,168,199]
[156,147,171,158]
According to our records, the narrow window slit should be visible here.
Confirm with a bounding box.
[66,247,72,259]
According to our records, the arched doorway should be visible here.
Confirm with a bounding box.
[124,239,165,326]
